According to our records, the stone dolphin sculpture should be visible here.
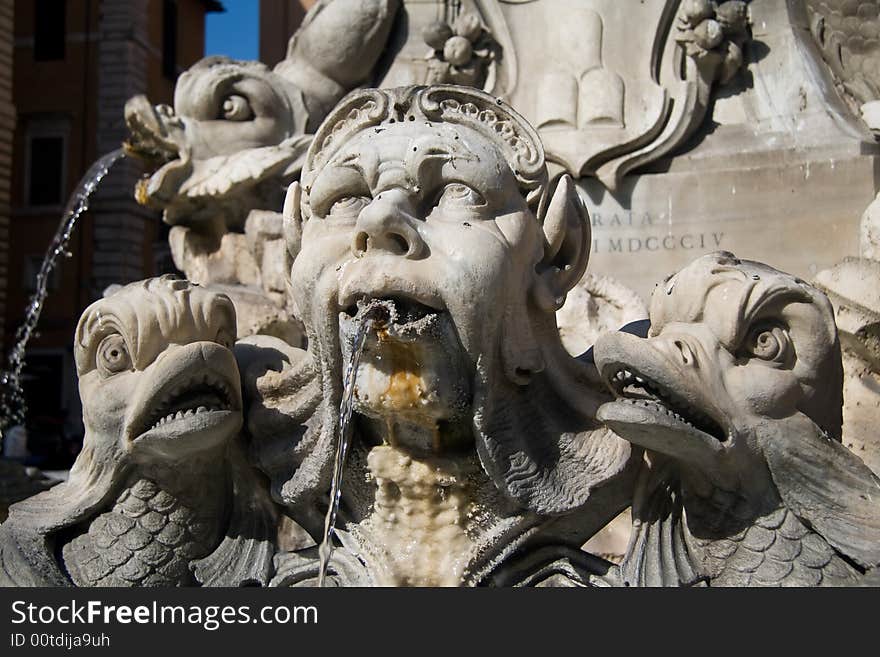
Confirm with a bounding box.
[123,0,401,341]
[593,251,880,586]
[0,277,277,587]
[124,0,401,234]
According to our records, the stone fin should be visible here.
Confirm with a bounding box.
[765,422,880,569]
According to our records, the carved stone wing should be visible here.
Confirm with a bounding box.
[180,135,312,201]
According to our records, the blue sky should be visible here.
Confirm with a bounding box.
[205,0,260,61]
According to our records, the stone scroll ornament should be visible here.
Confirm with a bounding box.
[593,252,880,586]
[488,0,753,189]
[238,85,639,587]
[0,277,277,587]
[123,0,401,340]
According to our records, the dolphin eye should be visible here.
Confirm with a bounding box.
[743,324,790,363]
[97,334,132,376]
[435,183,485,209]
[221,94,253,121]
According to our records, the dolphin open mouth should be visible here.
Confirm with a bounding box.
[124,95,181,165]
[123,95,193,209]
[600,364,728,443]
[142,373,235,433]
[130,354,242,449]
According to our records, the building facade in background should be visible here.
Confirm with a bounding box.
[0,3,14,362]
[259,0,313,67]
[4,0,221,468]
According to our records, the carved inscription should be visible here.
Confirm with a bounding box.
[590,211,725,254]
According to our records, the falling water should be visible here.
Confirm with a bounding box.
[0,149,126,438]
[316,302,386,587]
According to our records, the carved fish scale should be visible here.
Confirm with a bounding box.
[687,503,861,586]
[806,1,880,102]
[62,478,221,587]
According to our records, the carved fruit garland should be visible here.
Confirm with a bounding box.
[677,0,752,85]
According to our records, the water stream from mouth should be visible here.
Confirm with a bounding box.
[316,302,387,587]
[0,149,126,438]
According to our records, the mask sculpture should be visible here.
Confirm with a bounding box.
[0,277,277,587]
[124,0,401,339]
[593,252,880,586]
[240,85,637,587]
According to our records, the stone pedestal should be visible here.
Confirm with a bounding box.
[577,0,879,300]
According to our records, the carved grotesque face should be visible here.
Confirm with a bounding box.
[269,86,631,519]
[594,252,842,477]
[74,277,243,461]
[289,118,547,450]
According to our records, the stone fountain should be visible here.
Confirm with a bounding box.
[2,0,879,587]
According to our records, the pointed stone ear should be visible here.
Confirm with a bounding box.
[533,175,591,312]
[282,181,303,260]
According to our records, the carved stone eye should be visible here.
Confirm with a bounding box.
[744,325,790,363]
[97,334,132,376]
[436,183,485,209]
[221,95,253,121]
[328,195,371,218]
[215,328,235,350]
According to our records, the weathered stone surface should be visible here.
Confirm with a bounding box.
[815,261,880,473]
[557,273,647,357]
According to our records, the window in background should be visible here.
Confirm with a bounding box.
[33,0,66,62]
[27,136,65,206]
[163,0,179,81]
[24,118,69,208]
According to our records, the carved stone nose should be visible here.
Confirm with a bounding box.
[352,190,425,259]
[353,227,412,256]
